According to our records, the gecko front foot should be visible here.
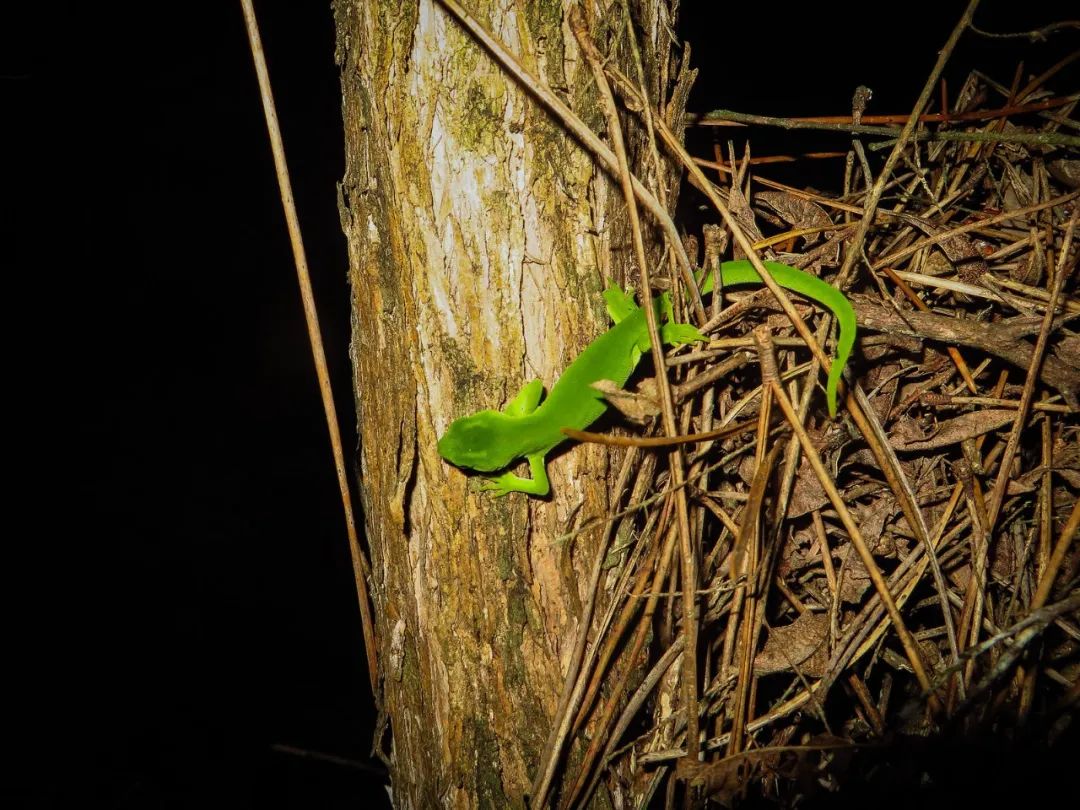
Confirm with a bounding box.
[477,455,551,497]
[478,473,521,498]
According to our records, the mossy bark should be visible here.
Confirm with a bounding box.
[333,1,690,805]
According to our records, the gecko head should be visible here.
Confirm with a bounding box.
[437,410,517,472]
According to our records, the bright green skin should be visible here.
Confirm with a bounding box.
[438,260,856,497]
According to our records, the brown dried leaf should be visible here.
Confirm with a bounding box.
[991,530,1017,582]
[861,361,902,417]
[678,749,781,804]
[1001,158,1036,211]
[778,527,820,575]
[835,547,872,604]
[902,216,988,282]
[1047,158,1080,190]
[889,409,1018,452]
[919,638,945,675]
[1053,334,1080,370]
[754,611,830,677]
[1010,437,1080,491]
[787,454,829,518]
[849,497,899,557]
[1053,436,1080,489]
[756,190,834,247]
[852,299,1080,403]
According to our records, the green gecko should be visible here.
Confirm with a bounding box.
[438,260,856,497]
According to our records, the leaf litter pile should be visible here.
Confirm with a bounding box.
[528,12,1080,810]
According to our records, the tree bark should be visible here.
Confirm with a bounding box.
[334,1,689,805]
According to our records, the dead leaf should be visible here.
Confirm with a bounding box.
[835,547,872,604]
[950,563,972,591]
[1052,436,1080,489]
[1001,158,1036,212]
[849,497,897,557]
[756,190,834,248]
[678,750,779,806]
[778,527,819,575]
[754,611,830,677]
[1053,335,1080,371]
[1047,158,1080,190]
[991,530,1017,583]
[898,214,989,282]
[787,455,829,518]
[889,409,1018,452]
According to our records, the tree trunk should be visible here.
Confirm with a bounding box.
[334,1,689,805]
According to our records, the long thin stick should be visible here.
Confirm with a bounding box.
[985,209,1078,532]
[239,0,378,692]
[751,329,941,712]
[569,9,700,770]
[697,105,1080,149]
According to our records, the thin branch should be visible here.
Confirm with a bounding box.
[238,0,378,693]
[697,106,1080,149]
[752,329,942,712]
[985,207,1079,532]
[968,18,1080,41]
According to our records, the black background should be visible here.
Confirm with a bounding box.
[6,1,1075,807]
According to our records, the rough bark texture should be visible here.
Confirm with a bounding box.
[334,1,687,805]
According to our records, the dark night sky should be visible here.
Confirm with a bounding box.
[6,1,1074,807]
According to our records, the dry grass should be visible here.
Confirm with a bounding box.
[438,2,1079,806]
[541,18,1077,810]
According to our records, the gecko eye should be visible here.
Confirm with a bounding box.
[437,411,512,472]
[438,417,484,460]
